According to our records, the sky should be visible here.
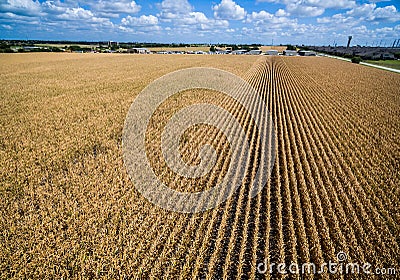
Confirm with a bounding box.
[0,0,399,45]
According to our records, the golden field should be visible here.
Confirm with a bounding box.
[1,53,399,279]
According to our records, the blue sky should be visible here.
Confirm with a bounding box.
[0,0,399,45]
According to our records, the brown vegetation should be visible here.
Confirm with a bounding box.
[1,53,399,279]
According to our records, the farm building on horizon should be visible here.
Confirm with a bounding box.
[128,48,150,54]
[248,49,262,55]
[299,50,317,56]
[283,50,298,56]
[266,50,279,56]
[232,50,248,55]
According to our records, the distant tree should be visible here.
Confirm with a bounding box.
[286,45,296,50]
[351,56,362,64]
[50,47,63,52]
[394,52,400,59]
[69,45,82,52]
[0,48,13,53]
[242,45,252,51]
[210,46,216,52]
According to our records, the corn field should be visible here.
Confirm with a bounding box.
[1,53,399,279]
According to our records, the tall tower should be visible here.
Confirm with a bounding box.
[347,36,353,48]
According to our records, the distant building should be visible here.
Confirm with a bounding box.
[283,50,297,56]
[128,48,150,54]
[248,50,262,55]
[382,53,395,60]
[108,41,119,47]
[266,50,279,56]
[232,50,248,55]
[298,50,316,56]
[308,46,399,60]
[23,46,41,51]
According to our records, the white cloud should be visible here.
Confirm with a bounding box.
[157,0,193,19]
[0,0,399,45]
[41,1,70,15]
[246,10,296,26]
[57,7,93,20]
[286,3,325,17]
[312,0,355,9]
[246,10,274,22]
[1,24,13,29]
[256,0,356,17]
[374,5,400,21]
[199,19,229,30]
[120,14,161,32]
[376,26,392,33]
[317,2,400,31]
[317,13,358,25]
[172,11,229,30]
[95,1,141,15]
[346,3,400,22]
[275,8,289,17]
[257,0,355,9]
[0,11,39,22]
[213,0,246,20]
[346,3,376,17]
[155,0,229,32]
[121,14,159,26]
[186,12,208,24]
[0,0,42,16]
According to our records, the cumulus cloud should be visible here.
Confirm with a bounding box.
[120,14,161,32]
[156,0,193,19]
[57,7,94,20]
[317,13,358,26]
[0,0,43,16]
[256,0,356,17]
[155,0,229,32]
[257,0,355,9]
[246,10,296,26]
[213,0,246,20]
[346,3,376,17]
[312,0,356,9]
[97,1,140,13]
[0,0,399,45]
[373,5,400,21]
[1,24,13,29]
[286,3,325,17]
[275,8,289,17]
[345,3,400,22]
[173,11,229,30]
[317,2,400,32]
[121,14,159,26]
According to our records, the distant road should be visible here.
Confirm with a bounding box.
[321,54,400,74]
[359,61,400,74]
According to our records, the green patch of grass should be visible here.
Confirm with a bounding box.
[365,60,400,70]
